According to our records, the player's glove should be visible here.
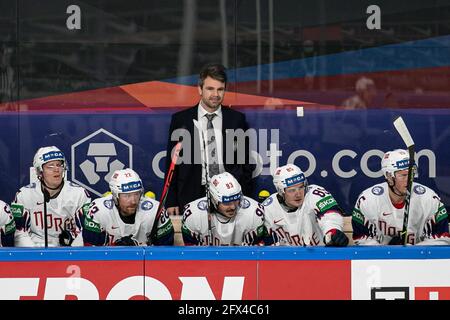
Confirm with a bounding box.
[324,229,349,247]
[114,235,139,246]
[388,236,403,245]
[59,230,74,246]
[82,229,107,246]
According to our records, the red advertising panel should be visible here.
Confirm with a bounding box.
[258,260,351,300]
[145,260,258,300]
[415,287,450,300]
[1,248,448,300]
[0,261,143,300]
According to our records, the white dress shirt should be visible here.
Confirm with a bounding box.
[197,102,225,185]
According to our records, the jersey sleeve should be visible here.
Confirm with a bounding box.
[11,192,36,247]
[181,203,203,246]
[417,197,450,245]
[72,189,92,246]
[71,202,91,247]
[76,188,92,223]
[82,202,107,246]
[242,202,266,246]
[310,187,346,236]
[150,207,174,246]
[0,203,15,247]
[261,196,281,245]
[351,193,381,245]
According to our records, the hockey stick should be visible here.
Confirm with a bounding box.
[194,119,213,246]
[393,116,415,245]
[202,131,214,246]
[43,188,50,248]
[147,141,182,245]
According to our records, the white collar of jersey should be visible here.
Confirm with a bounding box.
[214,212,235,224]
[277,194,300,213]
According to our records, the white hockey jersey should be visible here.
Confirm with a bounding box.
[0,200,16,247]
[352,182,450,245]
[11,180,91,247]
[181,196,266,246]
[263,184,345,246]
[82,195,174,246]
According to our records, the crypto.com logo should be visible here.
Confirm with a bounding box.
[152,127,436,180]
[71,129,132,197]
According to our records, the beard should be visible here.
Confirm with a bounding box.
[203,97,222,109]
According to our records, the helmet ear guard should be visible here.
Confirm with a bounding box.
[109,168,144,205]
[272,164,307,197]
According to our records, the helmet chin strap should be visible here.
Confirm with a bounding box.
[211,200,237,223]
[387,177,406,198]
[215,213,233,224]
[113,191,142,217]
[40,177,64,192]
[277,194,298,212]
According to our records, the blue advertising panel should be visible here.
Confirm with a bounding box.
[1,108,449,215]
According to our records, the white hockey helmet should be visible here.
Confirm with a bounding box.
[109,168,144,203]
[209,172,242,207]
[33,146,66,177]
[273,164,307,195]
[381,149,410,179]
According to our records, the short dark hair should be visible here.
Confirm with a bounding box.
[198,63,227,88]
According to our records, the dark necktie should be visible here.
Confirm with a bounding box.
[205,113,220,177]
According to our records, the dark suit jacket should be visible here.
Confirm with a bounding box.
[164,105,254,209]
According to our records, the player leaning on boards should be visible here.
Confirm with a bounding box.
[352,149,450,245]
[0,200,16,247]
[262,164,348,246]
[82,168,174,246]
[182,172,266,246]
[11,146,91,247]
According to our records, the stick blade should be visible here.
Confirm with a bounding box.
[393,116,415,148]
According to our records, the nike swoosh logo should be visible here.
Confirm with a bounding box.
[382,212,392,216]
[111,226,119,229]
[36,202,44,205]
[274,219,284,224]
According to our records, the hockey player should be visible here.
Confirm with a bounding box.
[82,168,174,246]
[11,146,91,247]
[182,172,266,246]
[263,164,348,246]
[0,200,16,247]
[352,149,450,245]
